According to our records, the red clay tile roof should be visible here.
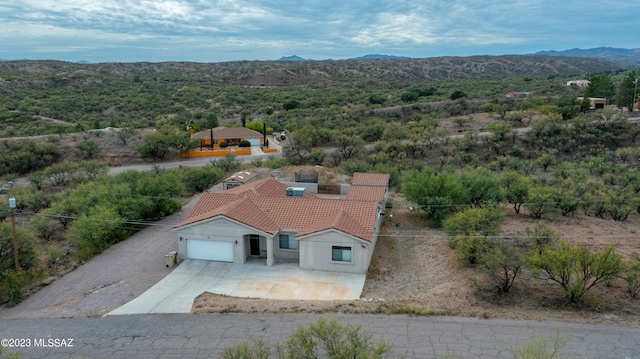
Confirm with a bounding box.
[174,179,379,242]
[224,178,317,198]
[346,185,386,202]
[351,172,390,186]
[191,126,263,140]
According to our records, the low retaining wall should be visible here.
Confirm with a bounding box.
[181,147,252,158]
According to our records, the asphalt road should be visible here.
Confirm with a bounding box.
[1,313,639,359]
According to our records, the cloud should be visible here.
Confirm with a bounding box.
[0,0,638,61]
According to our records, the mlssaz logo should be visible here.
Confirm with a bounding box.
[34,338,74,348]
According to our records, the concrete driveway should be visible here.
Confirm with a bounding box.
[108,259,366,315]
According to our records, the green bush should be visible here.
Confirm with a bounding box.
[220,317,393,359]
[219,141,229,148]
[182,166,224,193]
[0,223,39,273]
[508,330,570,359]
[443,207,505,238]
[238,140,251,148]
[0,269,29,306]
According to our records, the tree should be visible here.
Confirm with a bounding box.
[182,166,224,193]
[29,214,59,241]
[527,222,560,254]
[335,134,364,161]
[528,240,623,303]
[284,130,313,165]
[116,127,136,145]
[554,96,579,120]
[450,90,467,100]
[459,168,502,207]
[585,74,615,100]
[206,112,219,129]
[283,100,300,111]
[616,70,639,110]
[138,126,191,159]
[403,168,469,226]
[499,171,531,214]
[400,91,419,103]
[67,205,123,260]
[220,317,393,359]
[480,240,526,293]
[75,140,101,159]
[211,154,240,173]
[524,185,560,219]
[621,256,640,298]
[443,207,505,238]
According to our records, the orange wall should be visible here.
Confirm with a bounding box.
[262,147,278,153]
[181,147,252,158]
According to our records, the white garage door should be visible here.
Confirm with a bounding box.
[248,138,261,146]
[187,240,234,262]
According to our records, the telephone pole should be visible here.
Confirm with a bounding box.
[3,181,19,270]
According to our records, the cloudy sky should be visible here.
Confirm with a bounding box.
[1,0,638,63]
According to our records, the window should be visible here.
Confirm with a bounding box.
[332,246,352,262]
[279,234,297,250]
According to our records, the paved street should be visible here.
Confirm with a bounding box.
[1,313,639,359]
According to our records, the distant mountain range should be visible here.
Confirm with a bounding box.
[277,48,640,67]
[278,54,409,61]
[534,47,640,66]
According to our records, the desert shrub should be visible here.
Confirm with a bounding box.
[68,205,124,260]
[528,240,623,303]
[47,244,65,266]
[508,330,570,359]
[182,166,224,193]
[452,234,491,265]
[443,207,505,238]
[403,168,469,226]
[0,223,39,273]
[220,317,394,359]
[264,157,289,169]
[0,269,30,306]
[211,154,240,173]
[30,215,59,241]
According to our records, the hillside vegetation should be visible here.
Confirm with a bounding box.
[1,56,639,318]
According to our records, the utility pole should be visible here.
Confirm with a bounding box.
[8,182,19,270]
[633,77,638,112]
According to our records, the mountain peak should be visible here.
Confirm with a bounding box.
[278,55,308,61]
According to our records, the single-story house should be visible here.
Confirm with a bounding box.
[566,79,590,87]
[191,126,264,148]
[577,97,608,109]
[173,174,388,274]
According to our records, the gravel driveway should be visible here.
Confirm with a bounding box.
[0,196,200,319]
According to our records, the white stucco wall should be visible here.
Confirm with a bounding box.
[298,231,374,274]
[176,217,270,264]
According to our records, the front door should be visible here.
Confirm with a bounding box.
[249,235,260,256]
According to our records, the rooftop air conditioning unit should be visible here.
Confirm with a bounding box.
[286,187,305,197]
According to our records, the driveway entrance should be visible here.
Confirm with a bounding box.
[108,259,365,315]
